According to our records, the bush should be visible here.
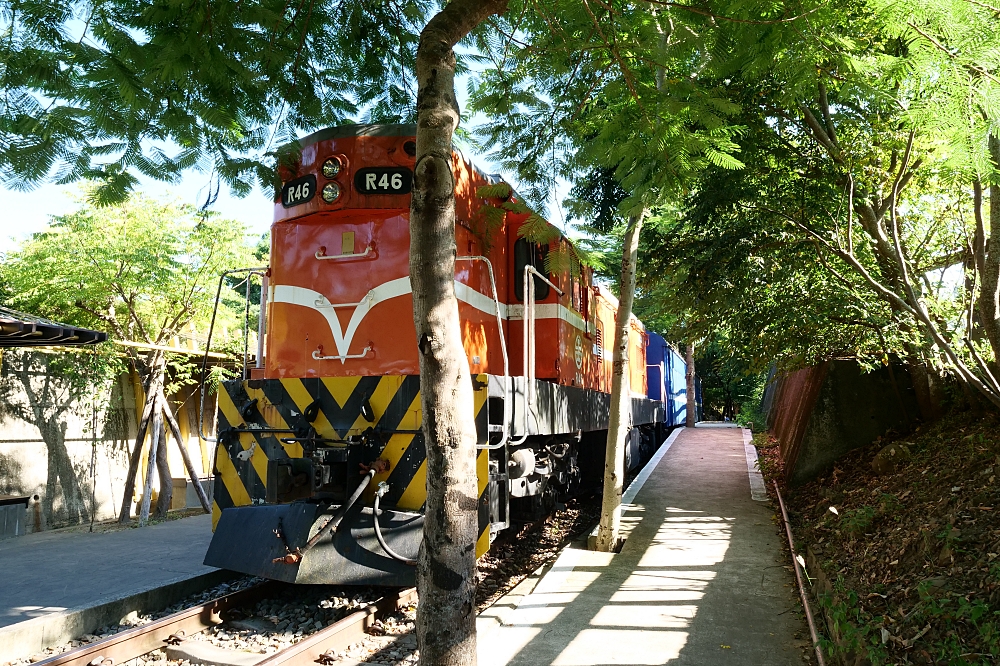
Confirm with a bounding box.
[736,402,767,432]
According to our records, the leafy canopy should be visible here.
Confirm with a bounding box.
[1,192,256,365]
[0,0,432,205]
[468,0,748,217]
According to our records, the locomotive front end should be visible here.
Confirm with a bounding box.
[204,124,500,585]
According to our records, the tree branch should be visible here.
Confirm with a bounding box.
[799,104,844,164]
[581,0,648,118]
[755,203,918,315]
[974,180,987,278]
[908,22,1000,84]
[818,81,839,149]
[640,0,825,24]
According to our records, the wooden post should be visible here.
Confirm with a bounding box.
[154,414,172,518]
[138,396,163,526]
[160,387,211,512]
[686,342,697,427]
[119,358,164,523]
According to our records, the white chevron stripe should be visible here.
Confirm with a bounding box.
[272,278,594,361]
[272,278,410,361]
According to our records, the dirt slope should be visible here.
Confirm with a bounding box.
[761,411,1000,665]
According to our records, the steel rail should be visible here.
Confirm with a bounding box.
[256,587,418,666]
[33,582,280,666]
[32,583,418,666]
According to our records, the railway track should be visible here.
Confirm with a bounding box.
[33,583,418,666]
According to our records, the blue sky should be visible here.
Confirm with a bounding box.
[0,152,571,255]
[0,171,274,254]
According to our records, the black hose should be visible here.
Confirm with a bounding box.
[198,272,227,440]
[373,483,417,566]
[305,468,377,550]
[198,266,266,442]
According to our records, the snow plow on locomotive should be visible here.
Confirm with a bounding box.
[203,124,683,586]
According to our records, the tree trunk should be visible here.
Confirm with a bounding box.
[11,352,88,527]
[154,415,171,519]
[686,343,697,427]
[42,424,59,521]
[595,214,643,553]
[42,419,87,525]
[905,360,932,422]
[119,356,164,523]
[161,388,211,512]
[905,359,943,422]
[138,396,164,526]
[927,369,945,419]
[410,1,507,662]
[977,135,1000,366]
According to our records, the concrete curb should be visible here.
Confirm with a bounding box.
[0,569,235,664]
[742,427,769,501]
[477,547,563,635]
[586,426,684,549]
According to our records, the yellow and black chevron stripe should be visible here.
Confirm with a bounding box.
[212,374,493,557]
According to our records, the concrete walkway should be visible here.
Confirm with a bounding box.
[0,513,217,629]
[478,424,810,665]
[0,513,226,663]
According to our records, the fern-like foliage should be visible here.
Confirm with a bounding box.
[0,0,433,204]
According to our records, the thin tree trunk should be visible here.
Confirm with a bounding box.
[595,214,643,553]
[410,0,507,662]
[154,415,171,518]
[686,342,697,427]
[926,366,944,419]
[13,353,86,526]
[138,397,164,526]
[42,423,59,521]
[119,356,164,523]
[980,135,1000,368]
[42,419,85,524]
[905,360,933,422]
[160,388,211,512]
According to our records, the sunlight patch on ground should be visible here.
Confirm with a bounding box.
[479,506,735,665]
[637,512,733,569]
[591,603,700,629]
[552,628,689,665]
[7,605,68,617]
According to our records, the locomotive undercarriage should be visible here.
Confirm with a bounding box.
[205,374,667,586]
[501,425,662,524]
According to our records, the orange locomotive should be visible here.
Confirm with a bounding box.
[204,124,666,585]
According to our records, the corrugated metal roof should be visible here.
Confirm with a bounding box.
[0,307,107,348]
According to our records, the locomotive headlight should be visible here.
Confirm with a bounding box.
[321,182,341,203]
[322,158,342,178]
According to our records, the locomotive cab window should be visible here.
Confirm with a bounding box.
[514,238,550,301]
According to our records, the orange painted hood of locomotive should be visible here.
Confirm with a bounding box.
[264,129,504,380]
[267,209,417,378]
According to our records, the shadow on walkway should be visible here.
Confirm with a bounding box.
[478,426,811,665]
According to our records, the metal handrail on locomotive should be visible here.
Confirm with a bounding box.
[203,124,690,586]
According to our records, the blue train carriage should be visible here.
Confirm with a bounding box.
[645,332,688,428]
